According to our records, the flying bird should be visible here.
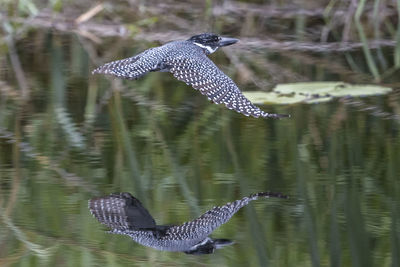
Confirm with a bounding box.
[88,192,288,254]
[92,33,290,119]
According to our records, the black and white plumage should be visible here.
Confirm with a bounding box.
[88,192,288,254]
[92,33,290,119]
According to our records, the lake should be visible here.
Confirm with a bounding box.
[0,1,399,266]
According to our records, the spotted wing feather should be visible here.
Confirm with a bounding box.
[167,56,288,119]
[88,192,157,231]
[169,192,288,240]
[88,191,287,252]
[92,48,162,80]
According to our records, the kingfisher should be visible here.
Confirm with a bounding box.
[92,33,289,119]
[88,191,288,254]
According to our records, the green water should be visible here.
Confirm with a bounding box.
[0,31,399,267]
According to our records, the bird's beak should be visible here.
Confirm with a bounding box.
[219,37,239,47]
[213,239,235,249]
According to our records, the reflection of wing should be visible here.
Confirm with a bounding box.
[167,55,289,119]
[170,192,288,240]
[89,191,287,253]
[92,48,162,80]
[88,192,156,230]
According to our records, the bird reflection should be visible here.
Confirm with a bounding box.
[89,192,288,254]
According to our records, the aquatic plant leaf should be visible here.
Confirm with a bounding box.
[243,82,392,104]
[242,91,308,105]
[274,82,392,97]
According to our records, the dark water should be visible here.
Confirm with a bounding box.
[1,30,399,267]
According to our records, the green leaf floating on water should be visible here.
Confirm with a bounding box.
[243,82,392,105]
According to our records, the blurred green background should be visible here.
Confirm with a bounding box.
[0,0,399,266]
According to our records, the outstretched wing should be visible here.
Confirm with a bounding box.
[92,48,163,80]
[172,192,288,239]
[167,56,289,119]
[88,192,157,231]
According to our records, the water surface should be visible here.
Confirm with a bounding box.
[1,23,399,267]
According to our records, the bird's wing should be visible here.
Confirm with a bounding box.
[174,192,288,239]
[88,192,157,231]
[167,55,289,119]
[92,48,163,80]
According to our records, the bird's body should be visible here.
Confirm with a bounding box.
[88,192,287,254]
[93,33,289,119]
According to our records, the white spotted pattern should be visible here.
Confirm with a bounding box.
[93,40,289,119]
[88,192,287,252]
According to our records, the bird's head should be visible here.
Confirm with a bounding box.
[188,33,239,54]
[185,238,234,255]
